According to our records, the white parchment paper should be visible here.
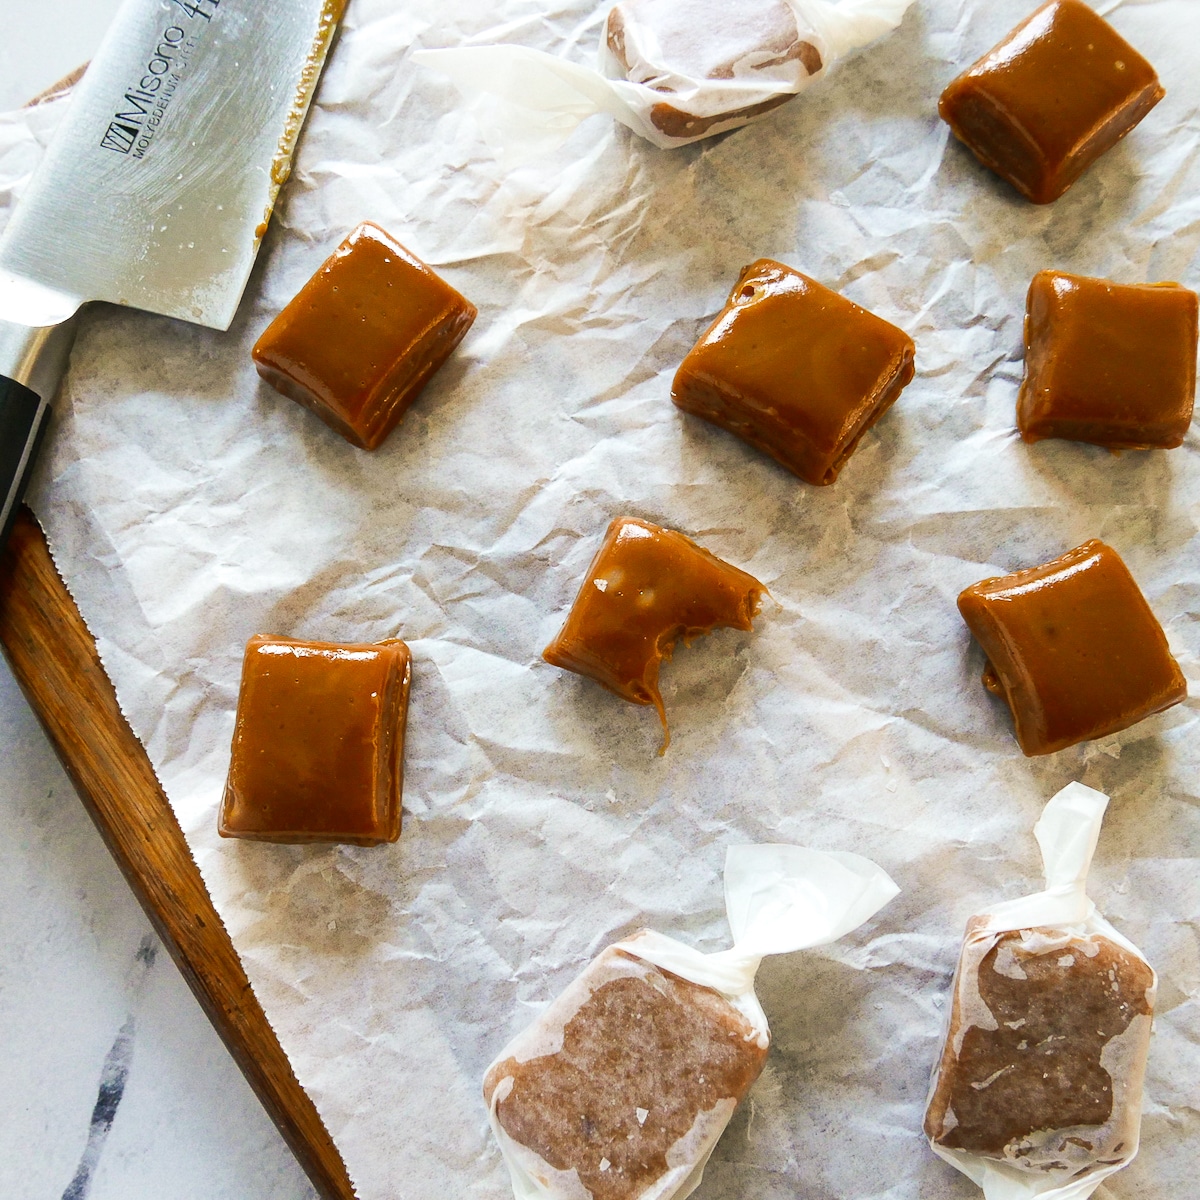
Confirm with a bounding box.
[2,1,1199,1197]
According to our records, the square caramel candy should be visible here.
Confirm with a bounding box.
[1018,270,1198,449]
[483,940,768,1200]
[958,540,1186,756]
[672,259,915,485]
[939,0,1164,204]
[252,221,476,450]
[925,924,1155,1175]
[219,634,411,845]
[543,516,765,745]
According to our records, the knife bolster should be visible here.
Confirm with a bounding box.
[0,315,76,546]
[0,315,77,403]
[0,375,50,547]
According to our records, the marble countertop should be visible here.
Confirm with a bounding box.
[0,6,318,1198]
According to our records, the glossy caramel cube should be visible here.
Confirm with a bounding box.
[958,540,1186,756]
[1018,271,1198,448]
[252,222,476,450]
[672,259,915,485]
[219,635,411,845]
[543,517,765,747]
[925,924,1155,1174]
[939,0,1164,204]
[483,940,769,1200]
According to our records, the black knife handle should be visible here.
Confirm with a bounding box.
[0,374,50,549]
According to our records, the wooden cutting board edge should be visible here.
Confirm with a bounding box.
[0,512,355,1200]
[4,68,356,1200]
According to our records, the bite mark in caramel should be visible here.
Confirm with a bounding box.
[542,517,765,750]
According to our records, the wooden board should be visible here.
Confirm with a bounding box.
[0,506,355,1200]
[1,70,354,1200]
[0,507,355,1198]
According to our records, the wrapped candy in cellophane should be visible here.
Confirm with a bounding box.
[924,783,1157,1200]
[413,0,913,153]
[483,843,899,1200]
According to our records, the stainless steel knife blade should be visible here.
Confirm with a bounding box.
[0,0,345,543]
[1,0,343,330]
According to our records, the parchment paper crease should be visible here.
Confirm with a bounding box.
[1,1,1198,1197]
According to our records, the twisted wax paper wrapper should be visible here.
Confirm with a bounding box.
[927,782,1158,1200]
[488,842,899,1199]
[413,0,914,152]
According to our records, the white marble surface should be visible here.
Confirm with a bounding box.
[0,3,319,1197]
[0,660,318,1200]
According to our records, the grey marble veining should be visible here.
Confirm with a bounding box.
[0,657,317,1200]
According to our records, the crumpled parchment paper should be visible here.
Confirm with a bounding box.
[1,1,1198,1197]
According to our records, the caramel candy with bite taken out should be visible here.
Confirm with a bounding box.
[219,634,411,845]
[925,924,1155,1175]
[1018,270,1198,449]
[543,517,764,748]
[938,0,1164,204]
[605,0,822,139]
[672,259,915,485]
[957,540,1186,756]
[252,221,476,450]
[483,941,768,1200]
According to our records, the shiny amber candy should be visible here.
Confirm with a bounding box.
[543,517,765,748]
[1018,270,1198,449]
[220,634,411,845]
[958,540,1186,756]
[252,221,476,450]
[939,0,1164,204]
[672,259,915,485]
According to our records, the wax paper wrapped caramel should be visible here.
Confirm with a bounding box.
[413,0,914,151]
[486,844,899,1200]
[925,784,1157,1200]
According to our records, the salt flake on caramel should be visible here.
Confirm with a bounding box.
[252,221,476,450]
[543,517,765,750]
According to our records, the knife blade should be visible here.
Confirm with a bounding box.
[0,0,345,545]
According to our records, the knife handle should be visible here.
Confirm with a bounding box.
[0,375,50,548]
[0,315,77,548]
